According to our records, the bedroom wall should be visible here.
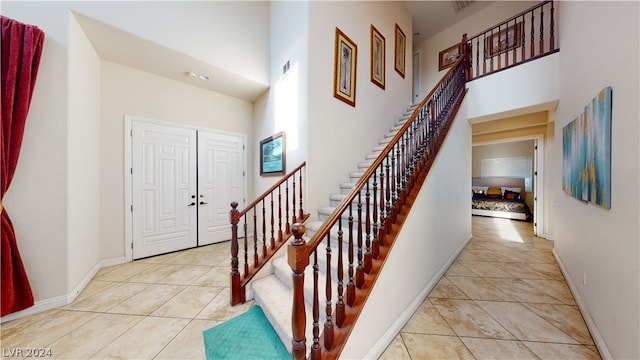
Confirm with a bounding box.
[472,140,535,210]
[552,1,639,358]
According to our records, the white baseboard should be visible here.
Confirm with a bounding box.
[553,249,612,359]
[1,256,128,324]
[65,256,127,304]
[0,294,68,323]
[363,233,473,359]
[540,232,556,241]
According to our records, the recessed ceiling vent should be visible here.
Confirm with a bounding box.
[452,0,474,12]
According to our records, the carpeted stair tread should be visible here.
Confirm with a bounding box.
[202,305,289,360]
[248,102,418,356]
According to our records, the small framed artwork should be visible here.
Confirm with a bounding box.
[370,25,385,89]
[484,22,523,58]
[394,23,406,78]
[438,43,462,71]
[260,132,286,176]
[333,27,357,107]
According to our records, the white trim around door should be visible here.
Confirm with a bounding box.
[124,115,247,261]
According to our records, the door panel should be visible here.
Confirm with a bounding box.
[132,121,197,259]
[198,131,244,245]
[413,51,421,104]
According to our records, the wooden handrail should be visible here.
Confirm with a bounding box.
[230,161,310,305]
[238,162,307,218]
[468,0,552,40]
[305,54,466,254]
[288,33,469,359]
[465,0,558,81]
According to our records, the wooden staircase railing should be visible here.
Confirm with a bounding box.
[230,162,310,305]
[287,35,470,359]
[466,0,559,81]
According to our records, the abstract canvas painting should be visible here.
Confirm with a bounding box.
[562,86,612,209]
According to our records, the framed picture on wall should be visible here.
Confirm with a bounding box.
[370,25,385,89]
[260,132,286,176]
[562,86,612,208]
[333,27,358,107]
[438,43,462,71]
[394,23,406,78]
[484,22,523,58]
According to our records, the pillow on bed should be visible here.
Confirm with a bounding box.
[501,187,522,196]
[472,186,489,198]
[486,187,502,198]
[504,190,520,200]
[472,189,486,198]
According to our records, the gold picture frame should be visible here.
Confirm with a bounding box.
[370,25,385,89]
[394,23,406,78]
[438,43,462,71]
[484,22,523,58]
[333,27,357,107]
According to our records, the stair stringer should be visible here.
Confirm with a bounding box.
[340,96,473,359]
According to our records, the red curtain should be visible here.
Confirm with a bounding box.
[1,16,45,316]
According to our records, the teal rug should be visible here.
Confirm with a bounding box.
[203,305,289,360]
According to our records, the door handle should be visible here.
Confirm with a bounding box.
[199,201,208,205]
[188,202,196,206]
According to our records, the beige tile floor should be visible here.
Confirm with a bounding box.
[0,242,255,359]
[1,216,600,359]
[379,216,601,360]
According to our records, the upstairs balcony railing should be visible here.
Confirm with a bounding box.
[230,162,309,305]
[466,0,558,80]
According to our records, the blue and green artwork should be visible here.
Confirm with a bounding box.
[562,86,612,209]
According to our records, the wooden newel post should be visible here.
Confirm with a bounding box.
[288,223,309,360]
[230,202,242,305]
[461,33,470,81]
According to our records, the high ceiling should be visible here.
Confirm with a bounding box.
[74,2,493,101]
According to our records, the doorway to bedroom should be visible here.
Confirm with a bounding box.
[472,137,544,236]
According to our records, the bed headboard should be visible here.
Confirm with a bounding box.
[472,177,525,191]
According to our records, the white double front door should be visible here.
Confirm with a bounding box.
[130,120,245,259]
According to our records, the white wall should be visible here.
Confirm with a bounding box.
[1,1,260,318]
[253,0,309,196]
[67,13,101,295]
[552,2,639,358]
[69,1,270,85]
[343,99,472,359]
[101,62,254,260]
[306,1,413,216]
[465,53,559,122]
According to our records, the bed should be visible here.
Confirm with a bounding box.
[471,177,532,221]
